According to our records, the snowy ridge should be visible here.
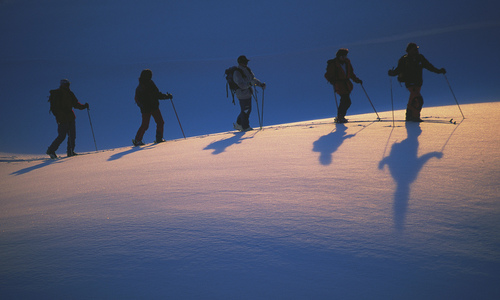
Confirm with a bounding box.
[1,102,499,299]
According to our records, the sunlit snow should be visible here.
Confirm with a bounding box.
[1,103,499,299]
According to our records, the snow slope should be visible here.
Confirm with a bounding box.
[1,102,499,299]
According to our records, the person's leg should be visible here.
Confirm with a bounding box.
[151,109,165,142]
[66,120,77,155]
[47,122,69,154]
[406,86,423,121]
[237,98,252,129]
[337,93,352,121]
[135,112,152,142]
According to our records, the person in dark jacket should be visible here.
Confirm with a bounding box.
[388,43,446,122]
[133,69,172,146]
[324,48,363,123]
[232,55,266,131]
[46,79,89,158]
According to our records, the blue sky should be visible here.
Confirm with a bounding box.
[1,0,499,153]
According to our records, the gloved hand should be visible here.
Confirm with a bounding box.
[439,68,446,74]
[84,103,89,109]
[353,78,362,84]
[388,69,397,76]
[160,93,173,100]
[260,82,266,89]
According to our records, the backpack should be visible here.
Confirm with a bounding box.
[48,89,61,115]
[397,73,406,83]
[396,55,410,83]
[225,66,244,104]
[324,59,336,84]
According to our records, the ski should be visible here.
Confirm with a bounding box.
[421,117,456,124]
[233,123,243,131]
[334,117,348,124]
[333,116,385,124]
[153,139,166,144]
[132,139,146,147]
[233,123,254,132]
[334,118,457,125]
[416,117,457,124]
[47,156,65,160]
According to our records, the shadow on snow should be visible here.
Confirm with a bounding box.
[107,144,156,161]
[379,123,443,231]
[10,158,66,176]
[203,131,256,155]
[312,122,374,166]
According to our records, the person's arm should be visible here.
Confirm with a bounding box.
[421,55,446,74]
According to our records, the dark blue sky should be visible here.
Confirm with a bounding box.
[1,0,499,154]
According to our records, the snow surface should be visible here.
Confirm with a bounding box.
[1,102,499,299]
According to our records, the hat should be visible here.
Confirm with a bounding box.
[139,69,153,81]
[237,55,250,64]
[406,42,419,52]
[336,48,349,58]
[60,79,70,86]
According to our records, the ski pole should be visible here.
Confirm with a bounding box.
[333,86,339,114]
[261,88,265,129]
[252,89,262,129]
[170,98,186,139]
[87,108,98,151]
[390,77,395,127]
[443,74,465,119]
[360,84,381,120]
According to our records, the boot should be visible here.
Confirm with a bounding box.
[46,149,57,159]
[132,139,145,146]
